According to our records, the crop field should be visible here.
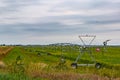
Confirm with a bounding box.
[0,45,120,80]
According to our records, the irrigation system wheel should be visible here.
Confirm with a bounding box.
[95,63,102,69]
[71,63,77,69]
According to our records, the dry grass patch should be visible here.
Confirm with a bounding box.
[30,71,118,80]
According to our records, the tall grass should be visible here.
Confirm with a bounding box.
[0,73,45,80]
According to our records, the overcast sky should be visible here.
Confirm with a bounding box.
[0,0,120,45]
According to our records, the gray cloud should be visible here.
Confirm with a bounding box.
[0,0,120,45]
[0,0,41,15]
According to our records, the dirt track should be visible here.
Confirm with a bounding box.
[0,46,14,60]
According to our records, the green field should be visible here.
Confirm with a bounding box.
[0,45,120,80]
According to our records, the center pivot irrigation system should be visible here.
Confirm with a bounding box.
[71,35,102,69]
[103,39,111,53]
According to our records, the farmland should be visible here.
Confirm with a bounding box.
[0,45,120,80]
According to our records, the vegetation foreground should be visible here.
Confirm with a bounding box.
[0,45,120,80]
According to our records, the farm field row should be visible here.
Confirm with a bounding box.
[0,46,14,60]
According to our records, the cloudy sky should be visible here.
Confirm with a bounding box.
[0,0,120,45]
